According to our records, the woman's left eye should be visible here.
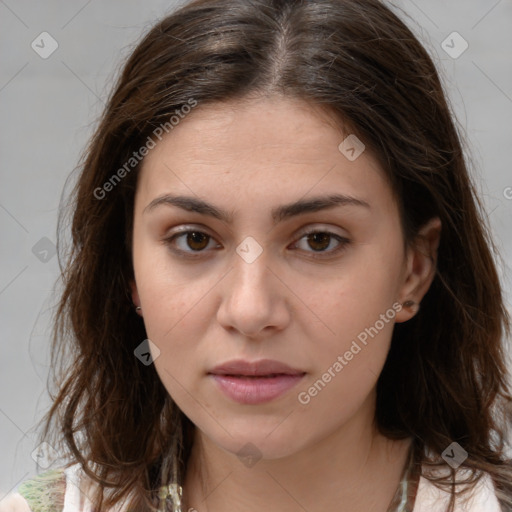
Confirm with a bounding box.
[293,230,350,258]
[162,228,350,259]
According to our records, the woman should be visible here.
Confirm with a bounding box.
[2,0,511,510]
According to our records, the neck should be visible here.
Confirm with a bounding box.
[181,396,412,512]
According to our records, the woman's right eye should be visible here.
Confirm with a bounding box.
[163,230,220,258]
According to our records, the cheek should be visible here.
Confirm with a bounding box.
[294,244,403,401]
[134,241,211,339]
[142,291,206,410]
[294,297,395,435]
[135,268,227,400]
[302,250,402,351]
[140,280,205,358]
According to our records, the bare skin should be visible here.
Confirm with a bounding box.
[130,95,441,511]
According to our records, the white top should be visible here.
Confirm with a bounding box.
[0,463,503,511]
[414,470,502,511]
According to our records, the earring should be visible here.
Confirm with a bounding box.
[135,306,142,314]
[402,300,420,313]
[158,483,182,512]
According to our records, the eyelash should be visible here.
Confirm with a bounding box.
[162,228,351,260]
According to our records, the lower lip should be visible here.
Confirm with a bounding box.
[210,373,305,404]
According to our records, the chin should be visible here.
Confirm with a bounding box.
[197,418,311,462]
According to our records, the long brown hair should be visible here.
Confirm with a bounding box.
[37,0,512,510]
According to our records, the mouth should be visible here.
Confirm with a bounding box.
[208,359,306,404]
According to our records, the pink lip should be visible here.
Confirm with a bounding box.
[208,359,306,405]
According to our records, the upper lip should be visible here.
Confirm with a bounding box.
[209,359,305,377]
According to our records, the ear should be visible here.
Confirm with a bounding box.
[395,216,441,323]
[130,278,141,308]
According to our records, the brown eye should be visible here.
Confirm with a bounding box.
[294,229,351,259]
[163,229,219,257]
[185,231,210,251]
[306,232,331,251]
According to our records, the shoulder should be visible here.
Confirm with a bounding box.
[0,467,66,512]
[2,464,139,512]
[0,464,92,512]
[0,493,32,512]
[414,466,502,512]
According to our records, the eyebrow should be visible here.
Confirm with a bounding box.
[143,193,370,224]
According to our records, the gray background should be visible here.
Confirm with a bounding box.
[1,0,511,497]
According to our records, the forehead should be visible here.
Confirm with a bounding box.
[135,96,393,214]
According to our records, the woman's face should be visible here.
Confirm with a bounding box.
[130,96,422,459]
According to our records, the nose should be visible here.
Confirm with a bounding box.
[216,246,291,338]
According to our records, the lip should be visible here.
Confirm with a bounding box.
[209,358,304,377]
[208,359,306,405]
